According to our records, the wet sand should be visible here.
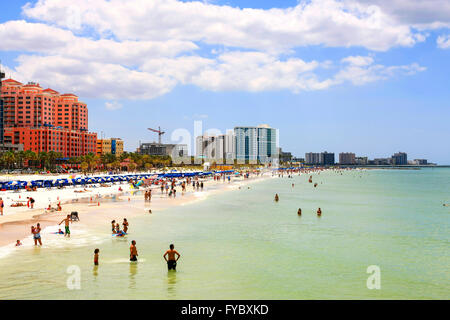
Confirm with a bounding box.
[0,173,270,247]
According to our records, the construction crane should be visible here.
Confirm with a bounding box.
[147,127,166,144]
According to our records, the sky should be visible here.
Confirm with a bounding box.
[0,0,449,163]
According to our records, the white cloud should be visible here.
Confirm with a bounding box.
[0,20,198,65]
[0,1,433,100]
[12,55,176,100]
[105,101,123,110]
[189,51,327,92]
[437,35,450,49]
[352,0,450,29]
[22,0,426,52]
[335,56,426,86]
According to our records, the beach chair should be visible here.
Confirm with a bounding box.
[70,211,80,221]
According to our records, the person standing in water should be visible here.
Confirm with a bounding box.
[130,240,138,262]
[123,218,129,233]
[163,244,181,271]
[317,208,322,217]
[58,214,72,237]
[274,194,279,202]
[111,220,116,233]
[94,248,100,265]
[297,208,302,216]
[32,224,42,246]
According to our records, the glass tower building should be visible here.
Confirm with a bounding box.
[234,125,277,163]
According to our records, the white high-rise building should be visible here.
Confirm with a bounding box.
[234,124,277,164]
[196,131,235,162]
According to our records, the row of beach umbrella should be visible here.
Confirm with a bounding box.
[0,170,235,191]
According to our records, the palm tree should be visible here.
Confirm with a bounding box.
[16,151,26,168]
[2,151,16,169]
[38,152,48,170]
[48,151,62,169]
[24,150,37,168]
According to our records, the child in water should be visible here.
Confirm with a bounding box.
[15,240,22,246]
[94,248,99,265]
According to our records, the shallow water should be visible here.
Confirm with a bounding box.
[0,168,449,299]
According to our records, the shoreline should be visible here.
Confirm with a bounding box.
[0,172,273,249]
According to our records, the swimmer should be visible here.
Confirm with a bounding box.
[163,244,181,271]
[148,209,152,214]
[297,208,302,216]
[15,240,22,246]
[317,208,322,217]
[58,214,72,237]
[53,228,64,235]
[274,194,279,202]
[94,248,99,265]
[130,240,138,262]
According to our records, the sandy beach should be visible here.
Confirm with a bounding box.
[0,171,272,248]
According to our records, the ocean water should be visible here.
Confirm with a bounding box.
[0,168,448,299]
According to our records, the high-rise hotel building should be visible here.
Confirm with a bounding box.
[234,124,277,163]
[0,79,97,157]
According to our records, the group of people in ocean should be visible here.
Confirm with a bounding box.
[93,241,181,271]
[274,168,327,217]
[111,218,129,237]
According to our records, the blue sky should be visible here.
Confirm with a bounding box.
[1,0,449,163]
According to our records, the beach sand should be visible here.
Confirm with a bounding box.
[0,172,271,247]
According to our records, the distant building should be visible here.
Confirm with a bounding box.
[339,152,356,165]
[278,148,292,163]
[196,132,235,162]
[305,151,334,165]
[391,152,407,165]
[97,138,124,156]
[355,157,368,165]
[321,151,335,165]
[234,124,277,163]
[0,143,24,152]
[305,152,321,165]
[292,157,305,164]
[373,158,392,165]
[1,79,97,157]
[138,142,188,158]
[412,159,428,165]
[0,67,4,143]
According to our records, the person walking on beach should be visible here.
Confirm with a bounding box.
[32,224,42,246]
[94,248,100,266]
[0,197,4,215]
[130,240,138,262]
[123,218,129,233]
[58,214,72,237]
[163,244,181,271]
[29,197,35,209]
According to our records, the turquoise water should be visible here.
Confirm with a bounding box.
[0,168,449,299]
